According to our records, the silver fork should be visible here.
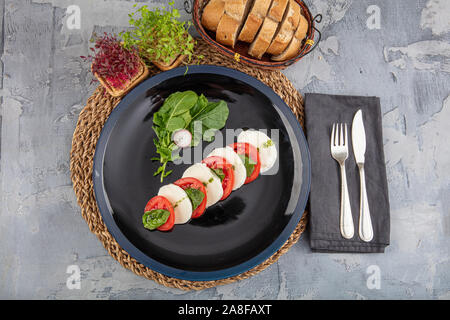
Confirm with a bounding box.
[331,123,355,239]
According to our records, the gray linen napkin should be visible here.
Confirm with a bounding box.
[304,93,390,253]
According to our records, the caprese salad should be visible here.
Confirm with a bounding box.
[142,130,278,231]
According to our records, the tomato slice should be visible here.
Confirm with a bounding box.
[173,177,207,218]
[230,142,261,184]
[202,156,235,200]
[144,195,175,231]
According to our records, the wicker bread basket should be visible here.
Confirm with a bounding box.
[189,0,322,70]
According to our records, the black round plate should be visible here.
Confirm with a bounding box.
[93,66,310,281]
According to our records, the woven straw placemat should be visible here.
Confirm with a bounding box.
[70,39,308,291]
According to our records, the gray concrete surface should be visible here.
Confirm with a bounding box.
[0,0,449,299]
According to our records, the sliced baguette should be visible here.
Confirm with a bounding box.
[216,0,253,48]
[267,0,289,22]
[201,0,226,32]
[271,12,309,61]
[238,0,273,43]
[266,0,301,55]
[248,17,279,59]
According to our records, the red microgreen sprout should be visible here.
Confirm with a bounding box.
[81,33,141,89]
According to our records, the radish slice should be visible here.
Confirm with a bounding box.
[172,129,192,148]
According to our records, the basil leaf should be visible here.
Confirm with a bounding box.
[142,209,170,230]
[210,168,225,181]
[184,188,205,210]
[238,153,256,177]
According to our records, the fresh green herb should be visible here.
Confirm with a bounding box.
[121,1,197,66]
[238,154,257,177]
[184,188,205,209]
[210,168,225,181]
[262,139,274,148]
[152,91,198,181]
[151,91,229,181]
[189,99,230,146]
[173,196,187,208]
[142,209,170,230]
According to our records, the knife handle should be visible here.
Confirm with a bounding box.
[358,165,373,242]
[340,163,354,239]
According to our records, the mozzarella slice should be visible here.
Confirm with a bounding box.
[237,130,278,173]
[207,146,246,190]
[158,184,192,224]
[182,163,223,207]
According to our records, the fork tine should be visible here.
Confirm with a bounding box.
[339,123,344,146]
[344,123,348,146]
[331,123,335,146]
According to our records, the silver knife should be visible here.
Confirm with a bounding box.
[352,110,374,242]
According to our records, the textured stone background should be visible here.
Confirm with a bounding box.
[0,0,449,299]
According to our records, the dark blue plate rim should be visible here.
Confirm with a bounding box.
[92,65,311,281]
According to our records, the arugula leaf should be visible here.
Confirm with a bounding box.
[184,188,205,210]
[142,209,170,230]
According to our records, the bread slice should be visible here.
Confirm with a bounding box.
[225,0,249,20]
[248,17,279,59]
[266,0,301,55]
[285,0,301,30]
[216,14,241,47]
[201,0,226,32]
[238,0,273,43]
[216,0,253,48]
[295,12,308,41]
[267,0,289,22]
[271,12,308,61]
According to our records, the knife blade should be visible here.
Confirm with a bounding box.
[351,109,374,242]
[352,110,366,164]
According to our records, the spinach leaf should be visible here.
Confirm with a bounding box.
[151,91,230,182]
[192,100,229,129]
[238,153,256,177]
[189,94,208,119]
[158,91,198,116]
[188,100,229,145]
[184,187,205,210]
[165,116,185,132]
[142,209,170,230]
